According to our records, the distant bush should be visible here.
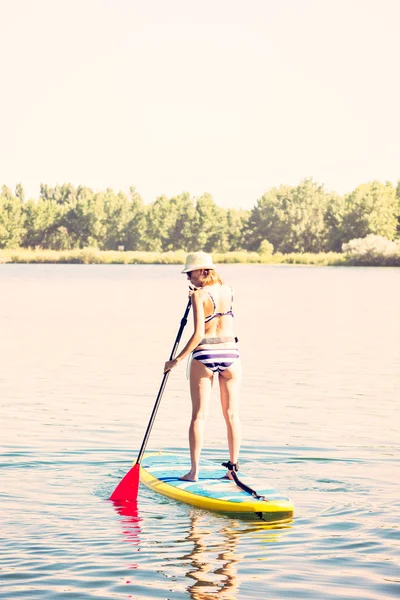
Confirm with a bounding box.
[9,249,60,263]
[342,234,400,266]
[0,245,397,267]
[280,252,346,266]
[0,248,188,265]
[258,239,274,256]
[213,251,265,264]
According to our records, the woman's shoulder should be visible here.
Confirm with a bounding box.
[192,287,209,299]
[206,283,233,293]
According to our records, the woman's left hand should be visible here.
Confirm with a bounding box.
[164,358,178,373]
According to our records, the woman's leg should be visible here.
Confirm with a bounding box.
[219,360,242,479]
[180,358,213,481]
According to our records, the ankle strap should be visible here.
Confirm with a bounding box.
[221,460,239,472]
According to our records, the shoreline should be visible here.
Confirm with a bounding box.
[0,248,399,267]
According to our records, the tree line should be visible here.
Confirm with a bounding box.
[1,179,399,253]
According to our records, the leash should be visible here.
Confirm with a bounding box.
[221,461,268,502]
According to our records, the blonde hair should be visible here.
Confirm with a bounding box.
[197,268,223,287]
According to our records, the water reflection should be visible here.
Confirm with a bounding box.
[182,511,293,599]
[111,500,141,568]
[111,496,293,596]
[183,512,241,599]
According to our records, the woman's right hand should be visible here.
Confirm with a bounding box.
[164,358,178,373]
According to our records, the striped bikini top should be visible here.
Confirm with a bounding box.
[204,287,235,323]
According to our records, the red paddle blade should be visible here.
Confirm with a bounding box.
[109,463,140,502]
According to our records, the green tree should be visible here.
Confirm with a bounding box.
[245,179,332,253]
[245,184,289,252]
[168,193,197,251]
[225,209,249,251]
[143,195,178,251]
[15,183,25,203]
[191,194,228,252]
[62,189,105,248]
[10,178,400,253]
[26,183,80,248]
[0,186,26,248]
[99,189,131,250]
[22,198,63,248]
[124,187,146,250]
[142,192,231,252]
[341,181,398,243]
[40,183,76,205]
[45,226,74,250]
[143,193,199,251]
[324,193,347,251]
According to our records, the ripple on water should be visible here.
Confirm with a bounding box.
[1,444,399,599]
[1,265,400,599]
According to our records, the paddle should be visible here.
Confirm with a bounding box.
[110,297,192,502]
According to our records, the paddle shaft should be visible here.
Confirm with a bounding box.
[135,298,192,466]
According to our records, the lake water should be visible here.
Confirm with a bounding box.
[1,264,399,599]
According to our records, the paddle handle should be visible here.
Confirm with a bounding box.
[136,298,192,465]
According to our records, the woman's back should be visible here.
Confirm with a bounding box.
[202,284,235,337]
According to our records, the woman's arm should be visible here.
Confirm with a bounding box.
[164,290,205,372]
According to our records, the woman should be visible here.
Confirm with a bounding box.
[164,251,241,482]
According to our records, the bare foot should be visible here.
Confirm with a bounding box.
[222,470,235,480]
[179,471,198,482]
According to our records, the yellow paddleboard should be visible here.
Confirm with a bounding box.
[140,453,294,520]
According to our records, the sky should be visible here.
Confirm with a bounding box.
[1,0,399,209]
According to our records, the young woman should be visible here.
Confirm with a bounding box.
[164,251,241,481]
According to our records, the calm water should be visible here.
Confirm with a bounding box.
[1,264,399,599]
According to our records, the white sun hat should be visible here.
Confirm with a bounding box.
[181,251,215,273]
